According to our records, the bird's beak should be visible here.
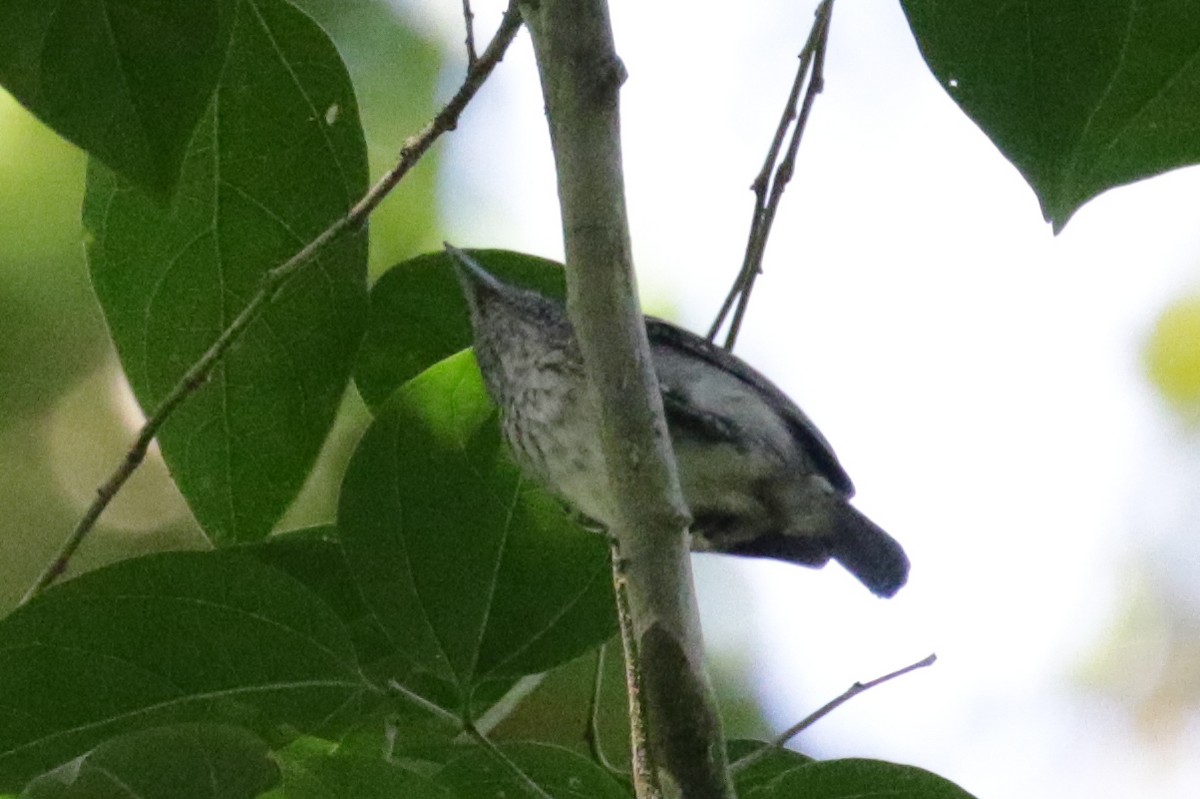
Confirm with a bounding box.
[444,242,503,293]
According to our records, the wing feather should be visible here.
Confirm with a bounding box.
[647,318,855,497]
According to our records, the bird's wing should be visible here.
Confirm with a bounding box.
[646,317,855,497]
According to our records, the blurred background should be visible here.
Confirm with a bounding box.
[4,0,1200,796]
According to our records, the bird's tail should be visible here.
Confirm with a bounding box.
[703,501,909,597]
[826,503,909,598]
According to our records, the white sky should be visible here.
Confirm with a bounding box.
[417,1,1200,796]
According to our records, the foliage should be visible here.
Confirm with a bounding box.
[82,0,369,543]
[900,0,1200,231]
[2,0,1198,796]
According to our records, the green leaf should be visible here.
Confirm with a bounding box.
[20,724,278,799]
[0,552,374,790]
[0,0,231,199]
[437,742,628,799]
[354,250,566,412]
[288,0,445,272]
[248,529,534,734]
[83,0,369,544]
[726,740,812,796]
[246,528,395,675]
[339,351,616,706]
[266,737,452,799]
[759,758,978,799]
[901,0,1200,230]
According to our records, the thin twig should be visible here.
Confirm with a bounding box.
[708,0,834,350]
[19,1,526,605]
[462,0,479,67]
[612,543,664,799]
[585,642,630,776]
[731,653,937,774]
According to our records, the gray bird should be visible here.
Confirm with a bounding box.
[447,245,909,597]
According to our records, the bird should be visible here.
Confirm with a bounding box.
[446,244,909,597]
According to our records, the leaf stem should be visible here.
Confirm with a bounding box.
[385,679,463,728]
[20,1,525,605]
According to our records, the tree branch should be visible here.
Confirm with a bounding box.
[461,0,479,67]
[519,2,734,797]
[731,653,938,774]
[708,0,834,350]
[20,2,525,605]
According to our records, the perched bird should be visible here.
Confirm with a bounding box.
[446,245,909,597]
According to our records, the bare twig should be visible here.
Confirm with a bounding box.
[20,2,526,605]
[462,0,479,67]
[708,0,834,350]
[731,653,937,774]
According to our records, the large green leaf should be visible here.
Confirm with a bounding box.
[354,250,566,412]
[265,737,452,799]
[437,742,629,799]
[246,528,395,676]
[248,528,536,735]
[289,0,445,273]
[20,724,278,799]
[339,352,616,708]
[0,552,374,790]
[84,0,369,544]
[756,758,978,799]
[0,0,231,199]
[726,740,812,797]
[902,0,1200,230]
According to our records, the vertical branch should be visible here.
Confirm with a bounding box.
[708,0,835,350]
[518,2,735,798]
